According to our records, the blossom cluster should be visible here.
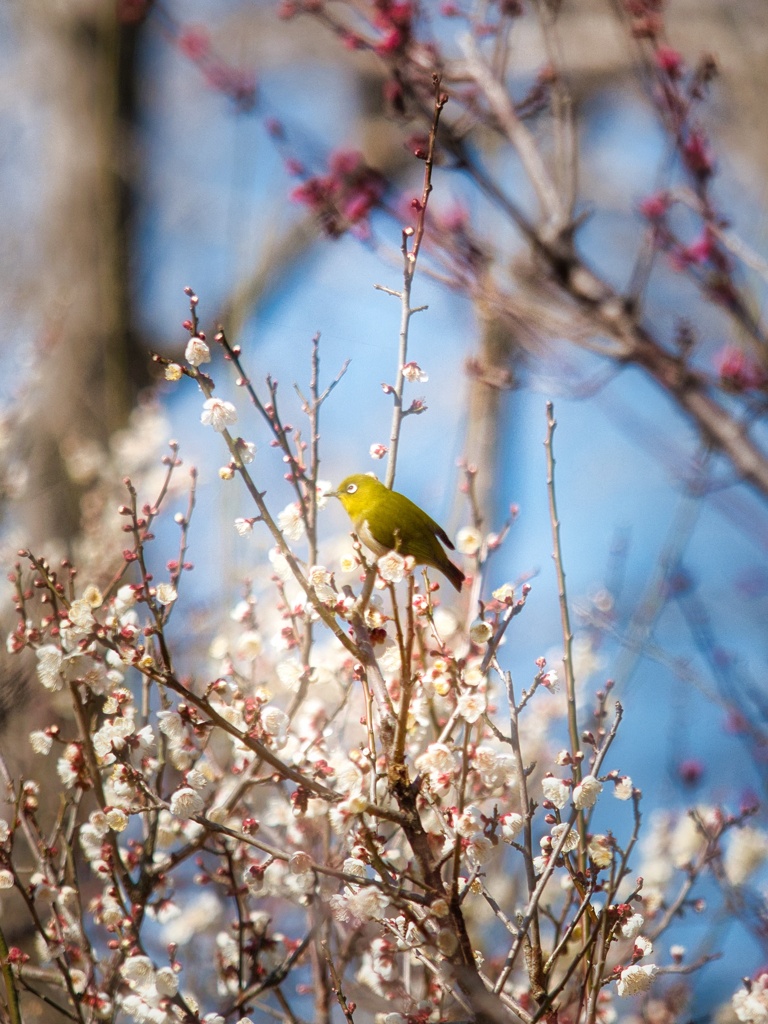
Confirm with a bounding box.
[4,436,747,1023]
[3,289,763,1024]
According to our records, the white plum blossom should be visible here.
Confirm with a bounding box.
[82,585,103,608]
[369,443,388,460]
[121,992,172,1024]
[80,814,109,862]
[329,885,389,924]
[551,823,579,853]
[67,598,95,633]
[456,805,484,838]
[36,645,64,691]
[155,966,179,997]
[620,912,645,940]
[99,894,124,929]
[234,517,254,536]
[466,835,495,866]
[614,775,633,800]
[541,670,559,691]
[278,502,305,541]
[669,810,710,867]
[616,964,658,997]
[588,834,614,868]
[155,583,177,606]
[415,743,456,789]
[201,397,237,432]
[262,706,289,745]
[456,527,482,556]
[57,744,83,788]
[469,620,493,644]
[369,936,398,981]
[277,658,304,691]
[733,973,768,1023]
[230,600,252,624]
[289,851,314,875]
[105,808,128,832]
[378,550,406,584]
[573,775,603,809]
[500,813,524,843]
[237,439,256,464]
[160,891,222,946]
[165,362,182,381]
[315,480,332,509]
[235,630,263,662]
[0,870,13,889]
[169,787,204,819]
[339,552,358,573]
[373,637,398,673]
[329,794,368,834]
[542,776,571,809]
[492,583,515,603]
[341,857,366,879]
[724,826,768,885]
[434,607,458,637]
[402,360,428,382]
[461,663,485,688]
[185,336,210,366]
[92,716,136,764]
[120,955,156,989]
[474,747,517,789]
[457,689,487,724]
[69,969,88,994]
[157,710,185,745]
[308,565,336,602]
[112,586,138,620]
[29,730,53,755]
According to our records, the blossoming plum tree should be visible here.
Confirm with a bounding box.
[3,2,768,1023]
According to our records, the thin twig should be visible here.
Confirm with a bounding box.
[544,403,579,768]
[384,75,446,489]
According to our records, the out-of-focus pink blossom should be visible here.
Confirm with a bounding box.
[715,345,766,392]
[655,45,683,78]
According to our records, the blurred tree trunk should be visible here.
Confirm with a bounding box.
[13,1,150,550]
[0,7,150,992]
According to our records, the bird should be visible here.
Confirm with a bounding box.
[330,473,465,591]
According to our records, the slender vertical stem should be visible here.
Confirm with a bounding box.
[384,232,414,491]
[392,576,417,767]
[311,919,332,1024]
[385,76,446,490]
[545,403,585,874]
[545,404,580,773]
[0,924,22,1024]
[494,668,544,998]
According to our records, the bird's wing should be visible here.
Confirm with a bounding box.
[427,516,454,550]
[367,489,454,554]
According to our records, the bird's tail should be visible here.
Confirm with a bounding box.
[444,558,466,592]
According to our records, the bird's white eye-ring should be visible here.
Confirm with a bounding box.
[346,483,358,494]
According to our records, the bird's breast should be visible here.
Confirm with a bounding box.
[357,518,389,558]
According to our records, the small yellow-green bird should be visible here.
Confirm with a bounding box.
[331,474,465,591]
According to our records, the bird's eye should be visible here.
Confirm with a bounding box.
[346,483,358,494]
